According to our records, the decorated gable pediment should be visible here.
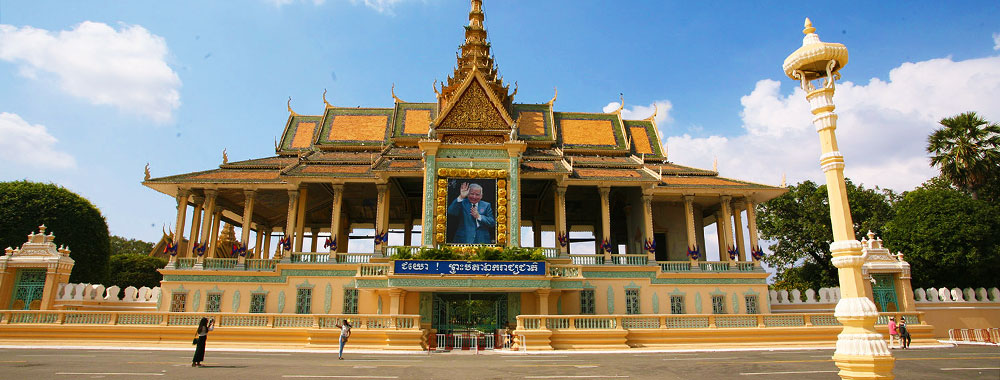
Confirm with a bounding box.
[436,71,513,132]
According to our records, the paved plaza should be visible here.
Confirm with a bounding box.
[0,345,996,379]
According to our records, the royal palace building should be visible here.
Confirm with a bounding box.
[141,0,791,341]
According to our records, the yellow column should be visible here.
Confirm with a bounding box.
[683,195,698,266]
[375,184,390,255]
[599,186,611,261]
[329,184,344,257]
[295,186,309,252]
[171,189,190,264]
[732,199,746,261]
[389,288,402,314]
[188,196,204,258]
[254,227,265,259]
[555,186,568,256]
[746,200,762,266]
[719,195,734,262]
[641,192,654,262]
[197,190,217,265]
[308,227,318,252]
[239,190,256,264]
[208,207,222,258]
[537,289,550,315]
[261,227,272,259]
[785,19,894,378]
[281,189,299,260]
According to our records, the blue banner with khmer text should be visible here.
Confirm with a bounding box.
[393,260,546,276]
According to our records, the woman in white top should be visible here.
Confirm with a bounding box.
[192,317,214,367]
[335,319,352,360]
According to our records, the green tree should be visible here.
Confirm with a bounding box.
[756,179,896,290]
[110,235,154,256]
[927,111,1000,201]
[106,254,167,290]
[0,181,111,283]
[883,183,1000,289]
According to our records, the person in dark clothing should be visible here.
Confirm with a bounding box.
[898,320,911,349]
[192,317,215,367]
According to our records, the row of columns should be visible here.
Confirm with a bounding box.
[714,196,762,264]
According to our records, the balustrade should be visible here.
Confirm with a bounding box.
[204,258,239,270]
[659,262,692,272]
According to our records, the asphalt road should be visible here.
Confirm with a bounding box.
[0,345,997,379]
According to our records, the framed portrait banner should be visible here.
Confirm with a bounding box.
[434,168,509,245]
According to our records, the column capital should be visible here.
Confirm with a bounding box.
[204,189,218,199]
[376,183,389,192]
[683,194,695,204]
[555,185,567,197]
[243,189,257,198]
[598,185,611,196]
[287,188,299,199]
[176,188,190,198]
[192,195,205,204]
[720,194,732,202]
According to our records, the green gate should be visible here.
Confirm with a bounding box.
[11,269,46,310]
[432,293,508,334]
[871,273,898,312]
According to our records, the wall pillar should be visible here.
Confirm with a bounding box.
[294,186,309,252]
[599,186,611,261]
[715,211,725,261]
[197,190,217,265]
[746,200,762,266]
[732,199,747,261]
[254,226,265,259]
[262,227,272,259]
[281,189,300,260]
[641,191,654,262]
[375,183,390,255]
[207,207,222,258]
[188,196,204,258]
[719,195,734,262]
[555,186,568,256]
[239,190,256,263]
[537,289,551,315]
[389,288,403,314]
[329,184,344,255]
[171,189,190,264]
[683,195,697,265]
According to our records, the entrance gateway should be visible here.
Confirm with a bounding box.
[431,292,513,350]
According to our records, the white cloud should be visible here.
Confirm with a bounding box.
[994,32,1000,50]
[0,22,180,123]
[352,0,402,13]
[666,55,1000,192]
[0,112,75,169]
[266,0,326,6]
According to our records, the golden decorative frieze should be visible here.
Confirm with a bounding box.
[439,81,508,130]
[441,134,506,144]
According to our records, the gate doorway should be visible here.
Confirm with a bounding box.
[871,273,899,312]
[431,293,510,350]
[11,269,46,310]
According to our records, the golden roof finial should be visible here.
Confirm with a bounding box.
[646,102,658,122]
[612,93,624,114]
[391,83,403,103]
[287,97,299,116]
[803,18,815,35]
[713,157,718,172]
[511,81,518,97]
[781,172,787,187]
[547,87,558,106]
[433,79,440,98]
[222,148,228,165]
[323,89,332,108]
[144,163,150,181]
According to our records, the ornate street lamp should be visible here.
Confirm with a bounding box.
[783,19,895,379]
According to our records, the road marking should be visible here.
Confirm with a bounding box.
[283,376,399,379]
[740,370,839,376]
[941,367,1000,371]
[898,356,1000,361]
[663,357,741,361]
[20,354,96,357]
[504,359,585,362]
[525,376,628,379]
[321,364,411,368]
[56,372,164,376]
[513,364,599,368]
[0,360,27,363]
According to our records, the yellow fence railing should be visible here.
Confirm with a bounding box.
[0,310,421,330]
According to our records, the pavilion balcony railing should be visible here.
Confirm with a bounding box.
[358,263,389,277]
[336,253,374,263]
[569,254,604,265]
[699,262,731,272]
[244,259,279,271]
[289,253,332,263]
[204,258,239,270]
[174,258,196,269]
[659,261,693,272]
[611,254,648,265]
[541,248,559,258]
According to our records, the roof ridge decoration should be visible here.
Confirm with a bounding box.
[287,97,299,116]
[547,87,558,106]
[438,0,512,116]
[323,89,332,108]
[391,83,404,103]
[433,68,514,135]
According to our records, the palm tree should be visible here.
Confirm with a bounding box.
[926,112,1000,200]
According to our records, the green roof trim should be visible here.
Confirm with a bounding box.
[391,102,438,138]
[512,103,554,141]
[624,120,664,157]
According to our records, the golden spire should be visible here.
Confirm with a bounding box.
[439,0,512,111]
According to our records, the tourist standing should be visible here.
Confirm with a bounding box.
[192,317,215,367]
[336,319,352,360]
[887,317,898,348]
[898,320,911,349]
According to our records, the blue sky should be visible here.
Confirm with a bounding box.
[1,0,999,245]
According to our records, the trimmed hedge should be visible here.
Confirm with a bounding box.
[0,181,111,283]
[390,246,545,261]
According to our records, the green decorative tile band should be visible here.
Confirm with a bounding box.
[438,148,508,159]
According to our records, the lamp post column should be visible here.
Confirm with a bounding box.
[783,18,894,379]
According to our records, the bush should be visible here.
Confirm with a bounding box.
[107,254,167,289]
[390,246,544,261]
[0,181,111,283]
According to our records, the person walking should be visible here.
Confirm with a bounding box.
[335,319,352,360]
[192,317,214,367]
[898,320,912,349]
[887,317,898,349]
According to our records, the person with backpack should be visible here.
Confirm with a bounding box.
[898,320,911,349]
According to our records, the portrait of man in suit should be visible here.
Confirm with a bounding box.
[446,180,496,244]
